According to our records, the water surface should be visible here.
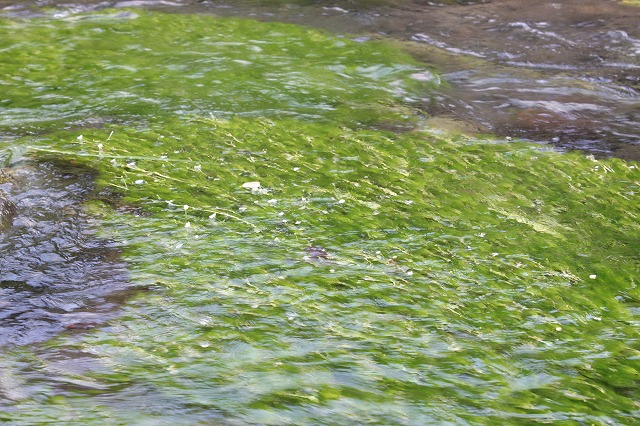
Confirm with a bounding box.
[2,0,638,158]
[0,3,638,425]
[0,162,129,346]
[121,0,640,158]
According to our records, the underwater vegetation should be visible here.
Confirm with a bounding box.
[0,9,431,131]
[0,8,638,424]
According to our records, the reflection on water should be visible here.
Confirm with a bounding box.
[0,162,129,346]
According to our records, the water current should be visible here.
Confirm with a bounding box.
[1,0,638,158]
[55,0,640,159]
[205,0,640,160]
[0,1,638,423]
[0,162,129,346]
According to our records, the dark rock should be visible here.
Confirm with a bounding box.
[0,193,16,229]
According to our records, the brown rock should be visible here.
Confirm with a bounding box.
[0,193,16,229]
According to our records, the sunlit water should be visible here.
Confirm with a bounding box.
[0,2,638,424]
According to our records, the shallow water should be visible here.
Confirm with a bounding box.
[1,0,638,159]
[209,0,640,160]
[0,162,129,346]
[0,2,638,425]
[163,0,640,159]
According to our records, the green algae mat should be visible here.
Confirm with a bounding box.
[1,9,639,425]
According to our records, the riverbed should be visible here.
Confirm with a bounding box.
[2,0,638,159]
[0,1,638,424]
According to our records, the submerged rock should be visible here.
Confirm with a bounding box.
[0,193,16,229]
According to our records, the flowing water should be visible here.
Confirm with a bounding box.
[0,1,639,424]
[0,0,638,157]
[195,0,640,160]
[0,162,129,347]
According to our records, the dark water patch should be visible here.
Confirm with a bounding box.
[0,161,130,347]
[384,0,640,159]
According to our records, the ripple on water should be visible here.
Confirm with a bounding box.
[0,161,130,347]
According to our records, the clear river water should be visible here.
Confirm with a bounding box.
[0,0,638,424]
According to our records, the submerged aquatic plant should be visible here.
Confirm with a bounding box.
[23,115,640,424]
[0,8,638,425]
[0,9,432,131]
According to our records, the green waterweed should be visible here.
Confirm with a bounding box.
[0,8,638,425]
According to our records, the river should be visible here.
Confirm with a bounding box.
[3,0,637,158]
[0,1,638,424]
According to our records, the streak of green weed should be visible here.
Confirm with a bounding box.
[0,9,432,132]
[24,115,640,423]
